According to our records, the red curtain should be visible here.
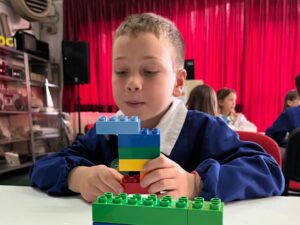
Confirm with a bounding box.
[63,0,300,131]
[242,0,300,131]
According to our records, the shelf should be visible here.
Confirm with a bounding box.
[0,111,29,115]
[0,137,30,145]
[30,81,59,88]
[34,134,61,140]
[0,46,48,63]
[27,54,49,63]
[0,75,25,82]
[47,83,59,88]
[0,45,63,175]
[0,161,32,176]
[30,81,46,87]
[0,45,24,58]
[32,111,60,116]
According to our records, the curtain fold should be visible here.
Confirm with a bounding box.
[63,0,300,131]
[242,0,300,131]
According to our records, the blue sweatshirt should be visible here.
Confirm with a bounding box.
[266,106,300,145]
[29,111,284,202]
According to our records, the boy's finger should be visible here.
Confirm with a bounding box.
[105,168,124,193]
[108,168,124,181]
[147,178,176,194]
[140,167,176,187]
[98,179,116,194]
[142,154,173,172]
[99,175,124,194]
[94,174,112,194]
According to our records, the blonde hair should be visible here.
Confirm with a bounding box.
[114,13,185,71]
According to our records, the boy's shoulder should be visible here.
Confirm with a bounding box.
[186,110,224,126]
[185,110,238,141]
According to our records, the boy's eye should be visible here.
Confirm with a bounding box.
[115,71,128,76]
[144,70,159,76]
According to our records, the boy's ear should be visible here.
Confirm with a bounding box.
[173,69,186,97]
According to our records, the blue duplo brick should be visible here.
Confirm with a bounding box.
[118,128,160,148]
[95,115,140,135]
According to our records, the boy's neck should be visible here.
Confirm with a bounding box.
[141,103,173,129]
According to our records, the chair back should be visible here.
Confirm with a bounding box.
[283,127,300,195]
[237,131,282,168]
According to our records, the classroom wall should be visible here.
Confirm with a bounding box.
[0,0,39,37]
[39,0,63,64]
[0,0,63,64]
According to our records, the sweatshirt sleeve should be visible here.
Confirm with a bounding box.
[194,118,284,202]
[266,111,292,145]
[29,126,113,195]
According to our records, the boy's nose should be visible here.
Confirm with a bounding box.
[126,76,142,92]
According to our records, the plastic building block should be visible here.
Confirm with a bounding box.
[95,115,140,135]
[93,223,126,225]
[121,175,148,194]
[119,159,149,171]
[118,147,159,159]
[118,128,160,148]
[92,193,223,225]
[118,128,160,171]
[188,197,223,225]
[92,193,188,225]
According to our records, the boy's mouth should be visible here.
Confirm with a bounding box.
[125,101,145,108]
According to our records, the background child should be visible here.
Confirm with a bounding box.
[217,88,257,132]
[30,13,284,203]
[283,90,300,111]
[266,74,300,146]
[186,84,218,115]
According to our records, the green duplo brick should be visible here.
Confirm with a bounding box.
[188,197,223,225]
[92,193,188,225]
[118,147,160,159]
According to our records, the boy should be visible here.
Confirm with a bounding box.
[30,13,284,203]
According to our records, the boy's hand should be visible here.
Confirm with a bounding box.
[67,165,124,202]
[140,154,202,199]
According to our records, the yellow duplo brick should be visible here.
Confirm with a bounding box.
[119,159,149,171]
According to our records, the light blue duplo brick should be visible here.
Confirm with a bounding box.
[95,115,141,135]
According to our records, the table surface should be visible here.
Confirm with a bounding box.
[0,185,299,225]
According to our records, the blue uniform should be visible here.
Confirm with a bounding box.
[29,111,284,202]
[266,106,300,145]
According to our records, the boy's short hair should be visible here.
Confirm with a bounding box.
[114,13,185,71]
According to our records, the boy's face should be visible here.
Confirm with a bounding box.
[112,32,185,127]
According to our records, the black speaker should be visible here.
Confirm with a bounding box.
[62,41,90,84]
[184,59,195,80]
